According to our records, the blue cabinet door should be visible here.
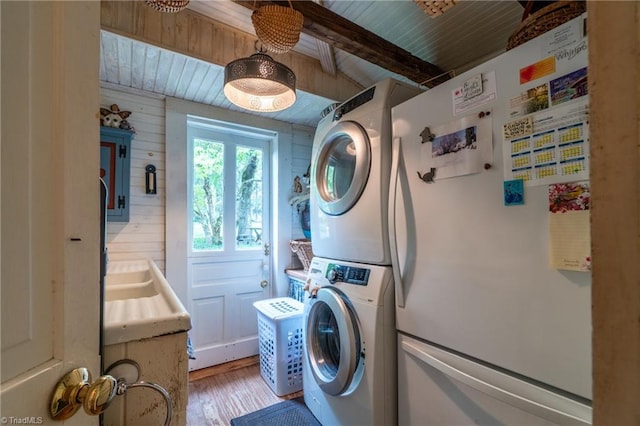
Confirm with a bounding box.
[100,126,133,222]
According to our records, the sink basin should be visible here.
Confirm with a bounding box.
[103,258,191,345]
[105,280,159,301]
[105,269,152,285]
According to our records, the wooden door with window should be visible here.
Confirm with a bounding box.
[186,119,272,370]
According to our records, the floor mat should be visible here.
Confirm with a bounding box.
[230,397,321,426]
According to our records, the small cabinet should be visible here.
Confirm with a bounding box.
[100,126,133,222]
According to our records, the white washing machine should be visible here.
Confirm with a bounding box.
[303,256,396,426]
[310,78,422,265]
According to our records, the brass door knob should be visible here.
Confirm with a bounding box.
[50,367,118,420]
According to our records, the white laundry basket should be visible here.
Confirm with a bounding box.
[253,297,305,396]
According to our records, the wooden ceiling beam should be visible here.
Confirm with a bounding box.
[312,0,337,76]
[233,0,450,87]
[100,0,363,101]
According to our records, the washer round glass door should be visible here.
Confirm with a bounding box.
[305,287,362,396]
[313,121,371,216]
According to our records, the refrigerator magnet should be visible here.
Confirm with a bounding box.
[504,179,524,206]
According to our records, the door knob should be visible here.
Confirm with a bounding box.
[50,367,118,420]
[260,280,269,288]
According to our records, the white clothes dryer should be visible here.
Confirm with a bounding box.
[310,78,422,265]
[303,257,396,426]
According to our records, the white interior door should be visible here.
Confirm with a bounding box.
[186,119,272,371]
[0,1,101,423]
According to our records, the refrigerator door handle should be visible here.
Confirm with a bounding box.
[401,339,592,426]
[389,136,405,308]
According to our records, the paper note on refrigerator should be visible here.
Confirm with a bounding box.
[452,71,497,115]
[548,182,591,271]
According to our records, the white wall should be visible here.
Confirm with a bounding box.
[289,133,314,269]
[101,83,315,301]
[101,85,167,270]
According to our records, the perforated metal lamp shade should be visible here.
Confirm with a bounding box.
[224,53,297,112]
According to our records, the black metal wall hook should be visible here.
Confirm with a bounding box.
[145,164,157,194]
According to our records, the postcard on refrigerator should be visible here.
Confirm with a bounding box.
[549,67,588,106]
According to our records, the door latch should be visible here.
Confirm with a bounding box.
[264,243,270,256]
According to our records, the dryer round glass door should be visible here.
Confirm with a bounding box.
[305,287,363,396]
[313,121,371,216]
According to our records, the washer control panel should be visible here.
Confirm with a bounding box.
[307,257,390,303]
[332,86,376,121]
[326,263,370,286]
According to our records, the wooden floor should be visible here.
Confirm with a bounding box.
[187,356,304,426]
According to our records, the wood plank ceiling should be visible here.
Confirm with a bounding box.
[100,0,525,127]
[232,0,450,87]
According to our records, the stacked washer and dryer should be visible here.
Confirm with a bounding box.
[303,79,422,425]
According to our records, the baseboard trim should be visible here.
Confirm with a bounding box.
[189,355,260,382]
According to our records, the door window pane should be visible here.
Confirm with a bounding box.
[192,139,224,251]
[236,146,263,249]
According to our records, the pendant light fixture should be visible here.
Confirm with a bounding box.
[224,51,297,113]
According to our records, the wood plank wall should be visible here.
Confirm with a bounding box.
[101,85,167,270]
[289,130,314,270]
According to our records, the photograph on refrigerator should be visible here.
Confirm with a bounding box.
[420,112,493,180]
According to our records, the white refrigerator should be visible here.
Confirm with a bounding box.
[390,14,591,425]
